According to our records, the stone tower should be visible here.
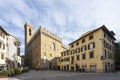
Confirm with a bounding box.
[24,22,34,66]
[24,23,34,44]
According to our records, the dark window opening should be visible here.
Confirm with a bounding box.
[76,42,79,46]
[76,55,80,60]
[82,54,86,59]
[89,35,93,40]
[82,39,85,43]
[89,51,94,58]
[29,29,32,36]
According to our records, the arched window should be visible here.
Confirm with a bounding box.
[51,42,55,51]
[29,29,31,36]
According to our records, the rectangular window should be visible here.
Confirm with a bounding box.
[1,54,4,59]
[76,42,79,46]
[72,50,74,54]
[89,35,93,40]
[104,49,107,57]
[82,54,86,59]
[74,49,76,54]
[61,59,63,62]
[66,57,69,61]
[71,44,74,48]
[64,52,66,56]
[61,53,63,57]
[77,48,80,53]
[71,56,74,64]
[88,42,95,50]
[81,45,86,52]
[82,39,85,43]
[103,40,107,48]
[104,33,106,38]
[76,55,80,60]
[89,51,94,58]
[29,29,31,36]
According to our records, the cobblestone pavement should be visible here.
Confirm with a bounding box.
[13,70,120,80]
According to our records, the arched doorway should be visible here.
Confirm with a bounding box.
[67,65,69,71]
[76,64,79,71]
[18,62,21,67]
[49,63,52,70]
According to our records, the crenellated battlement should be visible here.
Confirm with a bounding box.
[26,23,62,46]
[39,26,62,42]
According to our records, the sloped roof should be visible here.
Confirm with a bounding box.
[0,26,9,35]
[69,25,116,45]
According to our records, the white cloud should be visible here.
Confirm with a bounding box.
[1,0,120,54]
[52,11,66,26]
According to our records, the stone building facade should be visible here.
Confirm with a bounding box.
[24,23,67,69]
[60,25,116,72]
[0,26,8,70]
[0,26,21,70]
[6,35,21,68]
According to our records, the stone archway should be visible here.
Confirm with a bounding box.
[67,65,69,71]
[76,64,79,71]
[49,63,52,70]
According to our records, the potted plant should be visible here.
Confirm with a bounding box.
[0,70,8,78]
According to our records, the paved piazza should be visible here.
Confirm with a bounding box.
[10,70,120,80]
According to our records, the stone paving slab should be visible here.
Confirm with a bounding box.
[13,70,120,80]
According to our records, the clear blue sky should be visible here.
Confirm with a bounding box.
[0,0,120,55]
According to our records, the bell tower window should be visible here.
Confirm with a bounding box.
[29,29,31,36]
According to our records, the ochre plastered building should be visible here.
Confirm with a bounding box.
[24,23,67,69]
[60,25,116,72]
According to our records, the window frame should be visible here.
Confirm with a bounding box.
[89,34,94,40]
[81,45,87,52]
[29,29,32,36]
[76,55,80,60]
[88,42,95,50]
[89,51,94,58]
[82,53,86,60]
[1,54,4,59]
[76,42,79,46]
[82,39,85,43]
